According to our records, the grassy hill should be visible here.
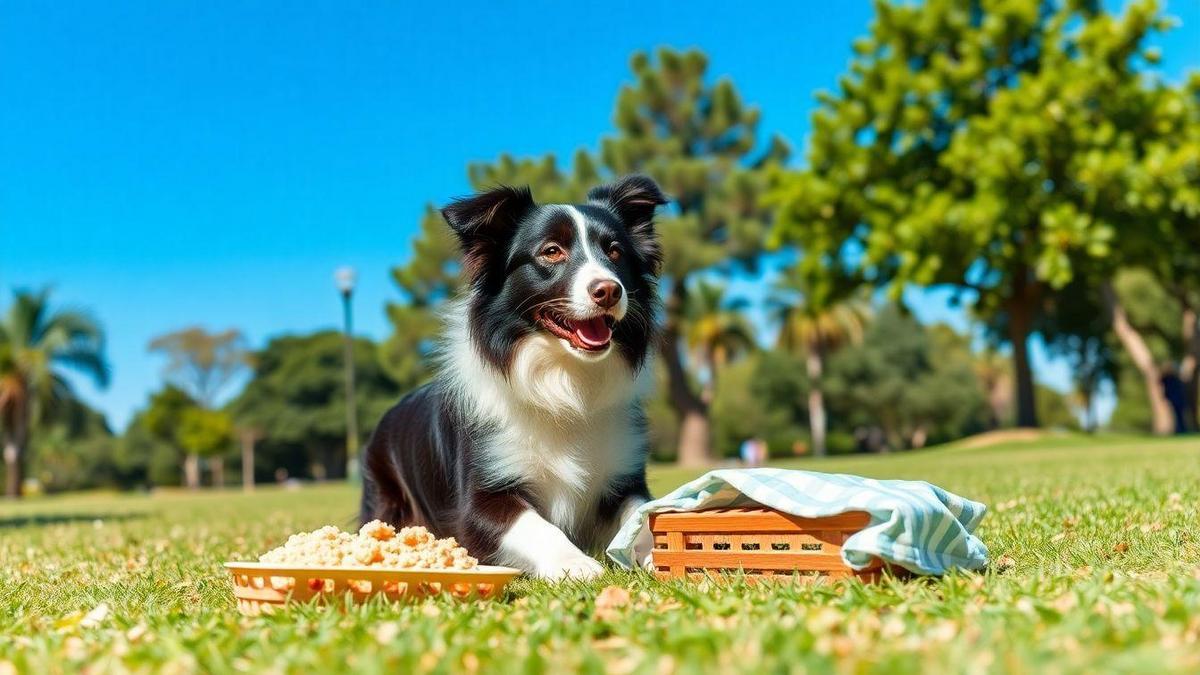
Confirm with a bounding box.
[3,434,1199,673]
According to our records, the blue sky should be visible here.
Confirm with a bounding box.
[2,1,1197,430]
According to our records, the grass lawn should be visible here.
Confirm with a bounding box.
[3,434,1200,673]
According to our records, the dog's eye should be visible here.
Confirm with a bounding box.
[607,244,623,262]
[539,243,566,263]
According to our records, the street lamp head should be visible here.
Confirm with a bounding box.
[334,266,357,295]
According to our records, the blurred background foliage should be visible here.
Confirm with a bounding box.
[2,0,1197,494]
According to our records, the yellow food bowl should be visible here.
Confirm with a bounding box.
[225,561,522,615]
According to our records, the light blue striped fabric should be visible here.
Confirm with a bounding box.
[606,468,989,575]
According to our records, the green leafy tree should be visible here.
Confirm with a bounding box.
[772,268,869,457]
[28,398,120,492]
[825,305,987,450]
[1100,76,1200,433]
[0,289,109,498]
[148,327,249,487]
[711,350,807,460]
[231,332,399,481]
[602,49,788,466]
[178,407,234,487]
[773,0,1171,429]
[127,384,194,482]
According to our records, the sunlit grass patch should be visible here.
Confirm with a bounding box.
[2,435,1199,673]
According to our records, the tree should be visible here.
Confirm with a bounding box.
[28,398,121,492]
[711,350,807,460]
[1040,278,1118,433]
[138,385,198,485]
[971,347,1013,430]
[772,268,869,457]
[1102,75,1200,433]
[681,282,755,408]
[178,407,234,487]
[1103,269,1187,434]
[773,0,1171,429]
[0,289,109,498]
[148,327,249,487]
[825,305,987,451]
[602,49,788,465]
[231,332,399,481]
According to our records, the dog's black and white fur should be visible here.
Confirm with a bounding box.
[360,175,666,579]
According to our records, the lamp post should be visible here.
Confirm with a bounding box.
[335,266,360,482]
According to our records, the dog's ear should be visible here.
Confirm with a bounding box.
[441,185,535,281]
[588,175,667,275]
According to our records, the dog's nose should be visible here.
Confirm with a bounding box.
[588,279,622,308]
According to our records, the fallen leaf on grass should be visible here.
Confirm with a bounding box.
[593,585,631,621]
[1114,542,1130,554]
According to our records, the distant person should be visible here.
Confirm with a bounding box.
[1162,364,1188,434]
[739,438,756,466]
[753,438,768,466]
[792,439,808,456]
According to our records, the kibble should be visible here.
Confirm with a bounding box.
[258,521,478,570]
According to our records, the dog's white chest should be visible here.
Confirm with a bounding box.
[486,410,637,539]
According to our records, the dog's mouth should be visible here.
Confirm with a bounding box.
[534,309,615,352]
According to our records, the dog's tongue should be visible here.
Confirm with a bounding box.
[573,317,612,347]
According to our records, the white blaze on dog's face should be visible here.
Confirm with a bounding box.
[558,205,629,360]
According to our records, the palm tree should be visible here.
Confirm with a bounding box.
[678,281,755,466]
[772,270,869,457]
[0,289,109,498]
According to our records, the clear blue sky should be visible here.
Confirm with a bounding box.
[2,1,1197,430]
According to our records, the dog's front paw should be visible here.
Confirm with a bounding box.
[538,554,604,581]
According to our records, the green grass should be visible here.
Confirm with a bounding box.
[3,435,1200,673]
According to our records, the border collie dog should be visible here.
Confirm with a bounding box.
[360,175,666,579]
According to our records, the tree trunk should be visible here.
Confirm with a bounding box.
[210,456,225,489]
[676,408,712,467]
[4,406,29,499]
[1082,389,1096,433]
[1104,282,1174,435]
[663,283,712,466]
[1006,287,1039,428]
[183,453,201,489]
[805,345,827,457]
[3,438,22,499]
[241,432,256,493]
[1180,305,1199,433]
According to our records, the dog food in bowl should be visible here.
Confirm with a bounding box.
[258,520,478,570]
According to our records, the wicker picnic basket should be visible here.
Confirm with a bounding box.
[649,507,897,582]
[225,562,521,615]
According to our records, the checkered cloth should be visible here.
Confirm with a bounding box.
[606,468,989,575]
